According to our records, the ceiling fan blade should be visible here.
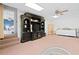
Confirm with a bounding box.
[62,10,68,12]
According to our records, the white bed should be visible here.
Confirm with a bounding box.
[56,28,77,37]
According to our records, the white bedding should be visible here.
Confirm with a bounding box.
[56,29,76,36]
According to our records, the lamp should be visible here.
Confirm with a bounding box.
[25,3,44,11]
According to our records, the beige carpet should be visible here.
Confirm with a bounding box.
[0,35,79,55]
[41,47,71,55]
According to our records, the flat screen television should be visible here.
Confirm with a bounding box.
[32,23,40,32]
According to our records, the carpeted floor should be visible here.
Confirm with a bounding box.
[0,35,79,55]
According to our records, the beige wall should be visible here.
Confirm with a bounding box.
[0,4,4,39]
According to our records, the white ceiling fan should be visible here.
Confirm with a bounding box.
[53,9,69,18]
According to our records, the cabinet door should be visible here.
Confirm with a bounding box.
[0,4,4,39]
[48,23,54,35]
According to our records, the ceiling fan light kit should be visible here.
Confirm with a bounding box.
[53,15,59,18]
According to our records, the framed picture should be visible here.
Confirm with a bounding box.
[4,18,14,34]
[4,8,16,35]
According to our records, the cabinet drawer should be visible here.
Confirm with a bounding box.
[21,32,31,43]
[32,33,38,40]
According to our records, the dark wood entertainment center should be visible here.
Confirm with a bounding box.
[21,12,45,43]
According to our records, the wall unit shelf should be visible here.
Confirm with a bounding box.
[21,12,45,43]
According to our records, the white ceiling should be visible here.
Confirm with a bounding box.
[3,3,79,20]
